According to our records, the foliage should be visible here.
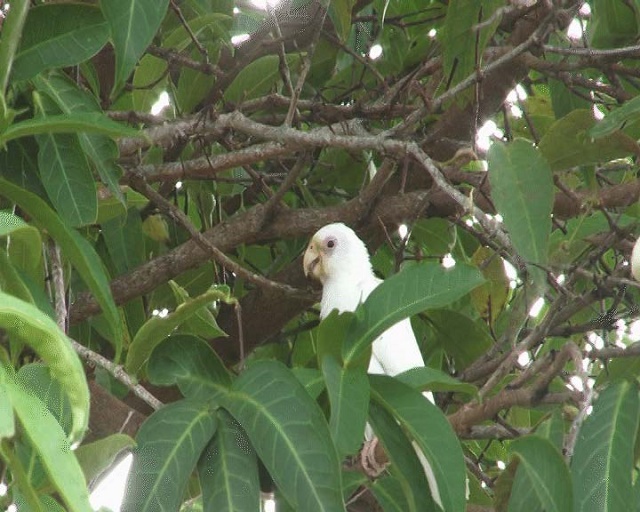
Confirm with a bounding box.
[1,1,640,511]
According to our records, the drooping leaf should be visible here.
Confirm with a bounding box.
[589,95,640,139]
[0,112,139,145]
[507,436,572,512]
[12,4,109,81]
[0,248,34,305]
[147,334,232,401]
[395,366,478,397]
[487,139,554,270]
[100,0,171,92]
[222,360,346,512]
[370,475,412,512]
[371,375,467,512]
[0,210,43,283]
[321,354,369,457]
[368,400,436,512]
[538,109,640,171]
[126,287,230,374]
[36,132,97,227]
[571,380,640,512]
[122,400,218,512]
[34,72,125,203]
[6,378,92,512]
[74,434,135,484]
[0,179,123,358]
[441,0,503,89]
[343,262,484,365]
[198,409,260,512]
[0,292,89,443]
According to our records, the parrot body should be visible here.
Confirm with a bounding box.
[304,222,442,508]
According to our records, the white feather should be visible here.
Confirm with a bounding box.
[309,223,442,508]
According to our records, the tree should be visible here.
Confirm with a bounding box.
[1,0,640,510]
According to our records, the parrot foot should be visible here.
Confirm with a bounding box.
[360,437,388,478]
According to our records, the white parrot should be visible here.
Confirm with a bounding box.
[303,222,443,508]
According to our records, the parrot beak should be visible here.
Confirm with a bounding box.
[303,242,322,279]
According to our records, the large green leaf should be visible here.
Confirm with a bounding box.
[0,369,15,439]
[368,401,436,512]
[370,475,412,512]
[74,434,135,484]
[487,139,554,270]
[17,364,73,437]
[12,4,109,81]
[507,436,572,512]
[538,109,640,171]
[122,399,218,512]
[0,210,43,283]
[589,95,640,139]
[0,179,123,356]
[36,132,97,227]
[100,0,171,92]
[198,410,260,512]
[328,0,356,42]
[126,287,229,374]
[0,248,34,305]
[222,360,346,512]
[0,293,89,443]
[395,366,478,397]
[224,54,302,103]
[101,208,145,275]
[589,0,639,48]
[0,112,139,145]
[0,0,29,94]
[371,375,467,512]
[321,354,369,457]
[571,380,640,512]
[147,334,232,401]
[441,0,503,89]
[34,72,125,203]
[6,377,92,512]
[343,262,484,365]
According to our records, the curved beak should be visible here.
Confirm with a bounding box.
[303,243,322,279]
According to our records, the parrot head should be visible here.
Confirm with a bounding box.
[303,223,372,284]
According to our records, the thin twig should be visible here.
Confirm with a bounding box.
[128,173,308,298]
[71,339,163,410]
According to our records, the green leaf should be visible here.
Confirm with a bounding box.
[0,380,14,439]
[371,375,467,512]
[75,434,135,484]
[427,311,494,371]
[101,208,145,274]
[0,248,35,304]
[395,366,478,397]
[100,0,171,92]
[198,410,260,512]
[321,354,369,457]
[12,4,109,81]
[368,400,436,512]
[123,400,217,512]
[589,95,640,139]
[343,262,484,365]
[36,133,97,227]
[589,0,639,48]
[571,381,640,512]
[126,287,231,374]
[168,281,226,339]
[370,475,412,512]
[538,109,640,171]
[34,72,125,203]
[224,54,302,103]
[328,0,356,42]
[0,0,29,93]
[0,112,139,145]
[222,360,346,512]
[0,293,89,443]
[6,378,92,512]
[291,367,325,399]
[17,363,73,437]
[442,0,503,89]
[147,334,232,401]
[508,436,572,512]
[0,210,43,283]
[487,139,554,268]
[0,179,122,350]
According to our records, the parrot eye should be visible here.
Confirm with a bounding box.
[326,238,336,249]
